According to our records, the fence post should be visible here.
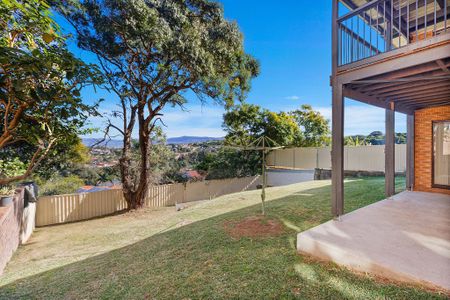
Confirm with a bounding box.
[316,148,319,169]
[208,182,212,200]
[293,148,296,169]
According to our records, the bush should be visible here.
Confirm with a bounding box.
[40,175,85,196]
[197,148,261,180]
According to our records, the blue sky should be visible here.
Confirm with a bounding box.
[63,1,406,138]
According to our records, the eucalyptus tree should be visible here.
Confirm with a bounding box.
[223,103,301,147]
[57,0,259,209]
[290,104,330,147]
[0,0,101,185]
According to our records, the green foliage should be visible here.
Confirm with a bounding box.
[148,128,183,183]
[395,133,407,144]
[0,0,58,48]
[96,166,119,185]
[345,135,369,146]
[0,0,102,185]
[57,0,259,108]
[290,104,330,147]
[0,157,27,178]
[223,103,300,147]
[126,128,183,184]
[39,175,85,196]
[0,157,27,195]
[196,148,260,180]
[345,132,407,146]
[68,165,101,186]
[223,103,330,147]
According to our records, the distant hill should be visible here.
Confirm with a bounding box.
[82,136,223,148]
[82,138,123,148]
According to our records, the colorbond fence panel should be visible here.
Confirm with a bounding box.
[145,183,184,207]
[36,176,260,226]
[267,145,406,172]
[36,189,126,226]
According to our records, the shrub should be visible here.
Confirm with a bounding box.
[40,175,85,196]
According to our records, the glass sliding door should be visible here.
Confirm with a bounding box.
[433,121,450,189]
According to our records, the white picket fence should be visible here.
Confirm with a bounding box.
[267,144,406,172]
[36,176,260,227]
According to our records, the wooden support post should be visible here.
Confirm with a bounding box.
[332,84,344,217]
[406,114,415,190]
[331,0,344,218]
[385,102,395,197]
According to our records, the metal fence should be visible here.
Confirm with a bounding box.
[337,0,449,66]
[36,176,260,227]
[267,144,406,172]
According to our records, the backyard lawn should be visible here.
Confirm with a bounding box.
[0,177,447,299]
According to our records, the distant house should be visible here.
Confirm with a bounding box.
[182,170,206,181]
[76,184,121,194]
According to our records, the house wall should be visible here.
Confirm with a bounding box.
[414,105,450,195]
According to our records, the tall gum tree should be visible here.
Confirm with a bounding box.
[57,0,259,209]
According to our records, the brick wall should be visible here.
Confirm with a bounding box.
[0,189,24,274]
[414,105,450,195]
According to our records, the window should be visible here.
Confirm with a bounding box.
[433,121,450,189]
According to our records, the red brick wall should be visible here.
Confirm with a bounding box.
[0,189,24,275]
[414,105,450,195]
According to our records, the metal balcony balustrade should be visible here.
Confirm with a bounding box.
[337,0,449,66]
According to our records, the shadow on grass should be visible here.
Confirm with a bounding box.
[1,177,443,300]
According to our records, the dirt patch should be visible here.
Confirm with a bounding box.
[224,215,285,239]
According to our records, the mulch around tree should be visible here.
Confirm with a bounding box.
[223,215,285,239]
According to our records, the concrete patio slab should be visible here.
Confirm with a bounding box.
[297,191,450,291]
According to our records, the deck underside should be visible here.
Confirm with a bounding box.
[297,191,450,291]
[337,34,450,114]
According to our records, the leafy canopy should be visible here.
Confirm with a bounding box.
[290,104,330,147]
[196,147,260,180]
[58,0,259,108]
[0,0,102,185]
[223,103,330,148]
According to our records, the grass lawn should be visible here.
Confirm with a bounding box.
[0,177,446,299]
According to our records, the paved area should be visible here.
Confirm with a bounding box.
[297,191,450,291]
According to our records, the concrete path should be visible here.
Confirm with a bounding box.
[297,191,450,291]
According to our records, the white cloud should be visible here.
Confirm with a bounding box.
[285,95,300,100]
[161,105,226,137]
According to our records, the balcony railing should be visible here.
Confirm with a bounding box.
[337,0,449,66]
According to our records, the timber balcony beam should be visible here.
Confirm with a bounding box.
[366,79,450,96]
[395,96,450,105]
[376,84,450,97]
[436,59,450,74]
[361,60,450,83]
[389,89,450,101]
[397,99,450,112]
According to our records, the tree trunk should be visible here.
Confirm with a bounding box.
[120,102,151,210]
